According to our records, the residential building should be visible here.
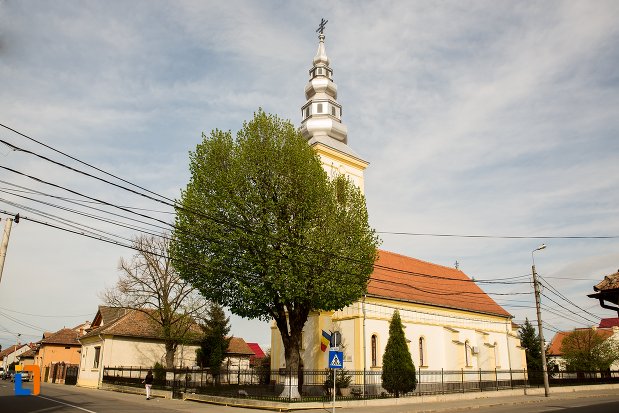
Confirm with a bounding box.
[547,326,619,371]
[0,344,30,372]
[77,306,255,388]
[34,322,90,383]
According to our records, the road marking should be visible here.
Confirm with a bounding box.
[37,395,97,413]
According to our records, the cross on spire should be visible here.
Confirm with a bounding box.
[316,18,328,34]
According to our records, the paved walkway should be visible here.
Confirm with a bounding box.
[55,383,619,413]
[281,385,619,413]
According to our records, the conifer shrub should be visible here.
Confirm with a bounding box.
[381,310,417,397]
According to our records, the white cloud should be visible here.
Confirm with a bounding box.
[1,0,618,349]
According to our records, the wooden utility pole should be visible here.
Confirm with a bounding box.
[0,216,17,285]
[532,244,550,397]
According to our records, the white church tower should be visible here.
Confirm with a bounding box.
[300,27,369,193]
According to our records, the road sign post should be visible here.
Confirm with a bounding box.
[328,349,343,413]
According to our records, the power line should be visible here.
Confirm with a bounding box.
[378,231,619,239]
[0,123,174,204]
[540,292,598,325]
[538,275,601,321]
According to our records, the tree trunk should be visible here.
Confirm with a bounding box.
[275,305,309,399]
[165,342,177,368]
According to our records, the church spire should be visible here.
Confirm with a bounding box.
[300,26,347,144]
[300,21,369,193]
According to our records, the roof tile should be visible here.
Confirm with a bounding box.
[368,250,511,318]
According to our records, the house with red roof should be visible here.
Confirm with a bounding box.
[0,343,30,373]
[77,306,256,388]
[33,321,90,384]
[246,342,266,367]
[547,326,619,371]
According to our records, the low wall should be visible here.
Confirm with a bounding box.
[100,383,173,399]
[181,383,619,411]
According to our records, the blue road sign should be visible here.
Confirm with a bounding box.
[328,350,343,369]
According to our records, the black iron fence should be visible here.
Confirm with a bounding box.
[102,366,619,402]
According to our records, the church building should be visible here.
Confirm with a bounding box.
[270,29,526,377]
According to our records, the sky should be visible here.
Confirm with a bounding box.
[0,0,618,353]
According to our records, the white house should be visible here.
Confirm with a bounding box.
[0,344,30,372]
[77,306,255,388]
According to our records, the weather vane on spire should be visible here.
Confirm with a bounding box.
[316,18,328,34]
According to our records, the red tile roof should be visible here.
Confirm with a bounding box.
[594,270,619,292]
[227,337,254,355]
[0,344,25,359]
[246,342,266,359]
[41,328,81,346]
[599,318,619,328]
[82,308,200,341]
[368,250,511,318]
[547,328,614,356]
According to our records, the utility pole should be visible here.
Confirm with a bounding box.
[0,215,18,285]
[532,244,550,397]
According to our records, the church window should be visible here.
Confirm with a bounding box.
[465,340,472,367]
[371,335,377,367]
[317,68,323,75]
[419,337,426,366]
[331,106,336,116]
[305,107,310,118]
[317,103,323,113]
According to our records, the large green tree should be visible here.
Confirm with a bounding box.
[519,318,543,371]
[171,110,379,378]
[560,328,619,371]
[382,310,417,397]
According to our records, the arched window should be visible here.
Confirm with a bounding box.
[371,334,377,367]
[419,337,426,366]
[317,103,323,113]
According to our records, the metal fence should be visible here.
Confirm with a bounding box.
[102,366,619,402]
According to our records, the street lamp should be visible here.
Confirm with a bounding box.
[531,244,550,397]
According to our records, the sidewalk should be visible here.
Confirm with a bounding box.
[277,385,619,413]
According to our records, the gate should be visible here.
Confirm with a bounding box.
[65,365,79,385]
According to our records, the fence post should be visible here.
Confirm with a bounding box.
[479,369,482,392]
[461,369,464,393]
[441,368,444,394]
[509,368,513,389]
[495,368,498,390]
[417,368,421,395]
[524,369,528,391]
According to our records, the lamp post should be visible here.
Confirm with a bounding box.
[532,244,550,397]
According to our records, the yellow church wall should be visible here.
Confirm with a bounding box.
[312,143,367,194]
[270,295,526,374]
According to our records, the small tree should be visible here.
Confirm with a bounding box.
[382,310,417,397]
[196,302,231,382]
[519,318,543,371]
[561,328,619,371]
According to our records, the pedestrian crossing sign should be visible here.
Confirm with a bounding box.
[328,350,343,369]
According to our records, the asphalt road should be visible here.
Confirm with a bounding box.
[0,381,260,413]
[1,380,619,413]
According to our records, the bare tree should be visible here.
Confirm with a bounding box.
[101,233,207,368]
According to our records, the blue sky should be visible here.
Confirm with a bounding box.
[1,0,618,352]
